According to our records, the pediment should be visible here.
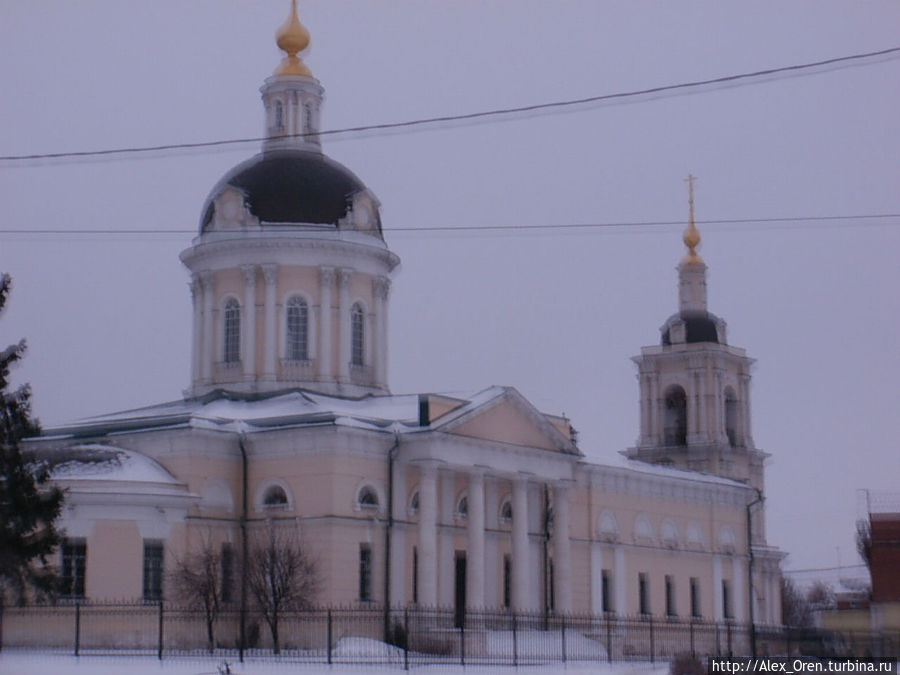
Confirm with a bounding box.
[436,389,575,453]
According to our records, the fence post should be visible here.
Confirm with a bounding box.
[512,612,518,668]
[606,614,612,664]
[561,614,567,663]
[157,600,164,660]
[403,607,409,671]
[326,608,333,665]
[74,602,81,657]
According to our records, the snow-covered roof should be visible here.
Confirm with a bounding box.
[47,444,179,484]
[39,387,489,438]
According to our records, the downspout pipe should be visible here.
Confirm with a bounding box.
[383,431,400,642]
[238,431,249,663]
[746,487,764,657]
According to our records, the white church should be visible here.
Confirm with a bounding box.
[30,2,783,630]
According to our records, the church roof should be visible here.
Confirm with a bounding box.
[200,150,369,232]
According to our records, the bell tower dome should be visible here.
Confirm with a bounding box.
[180,1,399,398]
[623,177,767,494]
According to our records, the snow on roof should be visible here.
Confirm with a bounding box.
[784,564,871,595]
[594,454,752,489]
[47,444,179,484]
[44,387,493,437]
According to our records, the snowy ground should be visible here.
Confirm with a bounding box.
[0,651,669,675]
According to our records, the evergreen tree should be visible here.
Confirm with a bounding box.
[0,273,63,604]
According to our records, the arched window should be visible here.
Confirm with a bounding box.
[408,491,419,515]
[500,498,513,523]
[274,100,284,131]
[286,296,309,361]
[358,486,378,509]
[224,298,241,364]
[724,387,738,447]
[263,485,288,507]
[663,386,687,446]
[456,495,468,519]
[351,303,365,366]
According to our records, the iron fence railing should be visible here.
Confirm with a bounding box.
[0,602,897,667]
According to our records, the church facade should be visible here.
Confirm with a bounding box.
[29,4,783,629]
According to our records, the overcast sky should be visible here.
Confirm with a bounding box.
[2,1,898,574]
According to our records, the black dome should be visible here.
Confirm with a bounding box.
[201,150,367,231]
[661,310,722,345]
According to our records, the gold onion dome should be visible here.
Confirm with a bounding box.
[275,0,312,76]
[682,174,704,264]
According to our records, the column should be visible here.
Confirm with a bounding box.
[337,268,352,382]
[714,370,726,442]
[417,463,438,607]
[466,469,486,609]
[712,555,724,621]
[614,546,626,615]
[389,461,407,607]
[190,276,202,386]
[200,271,214,382]
[438,470,455,607]
[590,543,604,615]
[241,265,257,378]
[740,373,753,446]
[687,369,700,443]
[318,267,334,381]
[511,475,530,611]
[262,265,277,379]
[552,482,572,614]
[373,277,390,389]
[699,367,709,441]
[732,557,746,622]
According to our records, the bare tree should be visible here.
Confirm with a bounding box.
[856,519,872,570]
[170,540,233,652]
[246,527,318,654]
[781,577,812,628]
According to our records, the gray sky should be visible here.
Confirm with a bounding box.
[2,1,898,574]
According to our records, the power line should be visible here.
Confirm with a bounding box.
[1,46,897,163]
[1,213,896,238]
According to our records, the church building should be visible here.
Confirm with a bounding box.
[30,2,783,631]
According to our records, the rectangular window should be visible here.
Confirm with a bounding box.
[503,555,512,609]
[143,542,164,602]
[221,543,234,604]
[61,539,87,598]
[601,569,613,613]
[690,577,701,618]
[639,572,650,615]
[412,546,418,604]
[665,575,677,617]
[722,579,733,619]
[359,544,372,602]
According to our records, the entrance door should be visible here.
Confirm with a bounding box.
[454,551,466,628]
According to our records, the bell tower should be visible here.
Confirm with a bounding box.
[623,176,767,494]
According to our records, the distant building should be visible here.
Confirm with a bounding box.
[30,3,782,629]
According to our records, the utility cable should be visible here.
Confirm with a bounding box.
[1,46,897,163]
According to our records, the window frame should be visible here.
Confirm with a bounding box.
[285,295,310,362]
[223,297,241,364]
[350,302,365,366]
[60,538,87,599]
[143,541,164,602]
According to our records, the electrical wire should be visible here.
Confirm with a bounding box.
[1,46,897,163]
[0,213,896,239]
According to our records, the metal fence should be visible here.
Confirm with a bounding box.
[1,602,897,666]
